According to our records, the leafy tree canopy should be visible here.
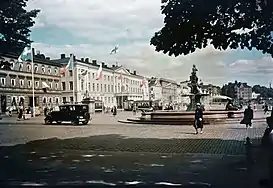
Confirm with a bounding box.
[0,0,39,54]
[151,0,273,57]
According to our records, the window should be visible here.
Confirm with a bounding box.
[108,76,110,81]
[43,98,46,104]
[54,67,58,74]
[49,98,52,103]
[19,63,23,71]
[48,67,51,74]
[101,84,103,92]
[92,73,95,79]
[88,83,91,91]
[93,83,95,91]
[69,81,73,90]
[62,82,66,90]
[104,75,106,81]
[27,64,31,72]
[115,86,117,93]
[0,78,5,86]
[34,65,38,73]
[49,82,52,89]
[97,83,99,91]
[10,60,15,70]
[35,81,39,88]
[108,85,110,92]
[55,97,59,104]
[69,70,73,77]
[11,79,15,87]
[81,80,84,90]
[62,97,66,103]
[104,84,107,92]
[41,66,45,73]
[20,79,24,87]
[28,80,32,87]
[70,97,73,102]
[55,83,58,90]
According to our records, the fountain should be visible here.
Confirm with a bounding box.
[119,65,244,125]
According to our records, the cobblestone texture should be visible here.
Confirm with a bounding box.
[0,111,267,155]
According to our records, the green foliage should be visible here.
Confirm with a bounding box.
[0,0,40,54]
[151,0,273,56]
[252,85,273,98]
[221,83,236,98]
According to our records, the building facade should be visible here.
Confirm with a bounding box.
[234,82,252,101]
[0,53,62,114]
[53,54,148,108]
[149,77,179,106]
[201,84,221,96]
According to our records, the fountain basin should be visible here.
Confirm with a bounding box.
[124,110,244,125]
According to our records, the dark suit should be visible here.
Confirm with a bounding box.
[244,108,253,127]
[194,108,203,129]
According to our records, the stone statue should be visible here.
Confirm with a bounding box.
[189,64,200,95]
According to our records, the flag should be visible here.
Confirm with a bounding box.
[110,45,118,54]
[118,72,122,80]
[42,81,50,93]
[18,47,32,63]
[96,63,103,80]
[79,70,88,79]
[60,55,74,74]
[140,79,147,88]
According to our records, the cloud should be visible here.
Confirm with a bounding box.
[27,0,271,86]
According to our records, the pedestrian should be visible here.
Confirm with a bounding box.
[44,106,48,116]
[194,103,204,134]
[242,104,254,128]
[133,104,137,115]
[264,104,269,115]
[112,106,117,117]
[17,105,23,120]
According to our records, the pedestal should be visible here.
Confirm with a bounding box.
[82,98,95,114]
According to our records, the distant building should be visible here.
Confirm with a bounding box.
[234,82,252,101]
[252,92,260,100]
[0,53,62,114]
[201,84,221,96]
[52,54,148,108]
[149,77,179,105]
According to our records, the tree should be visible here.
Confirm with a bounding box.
[150,0,273,57]
[0,0,40,54]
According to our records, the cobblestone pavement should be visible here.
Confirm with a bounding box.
[0,111,269,187]
[0,111,268,155]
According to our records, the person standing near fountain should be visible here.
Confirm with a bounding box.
[194,103,204,134]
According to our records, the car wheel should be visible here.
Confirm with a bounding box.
[56,121,62,124]
[82,120,89,125]
[72,120,79,126]
[45,119,52,125]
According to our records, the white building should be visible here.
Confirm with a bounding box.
[52,54,148,108]
[252,92,260,100]
[149,77,179,106]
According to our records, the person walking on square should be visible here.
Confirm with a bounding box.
[112,106,117,117]
[264,104,269,115]
[194,103,204,134]
[243,104,253,129]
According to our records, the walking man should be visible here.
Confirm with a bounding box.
[244,104,253,129]
[194,103,204,134]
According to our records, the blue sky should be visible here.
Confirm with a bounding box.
[27,0,273,87]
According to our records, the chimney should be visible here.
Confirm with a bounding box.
[102,62,105,67]
[112,65,115,68]
[84,58,89,63]
[45,57,50,60]
[92,60,97,65]
[126,69,130,73]
[133,71,136,75]
[73,55,76,61]
[81,58,84,62]
[61,54,65,59]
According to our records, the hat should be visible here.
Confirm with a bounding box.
[196,103,201,106]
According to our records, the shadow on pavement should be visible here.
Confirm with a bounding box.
[0,134,269,187]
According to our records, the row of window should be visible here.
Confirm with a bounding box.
[0,77,59,89]
[9,61,59,75]
[77,70,142,85]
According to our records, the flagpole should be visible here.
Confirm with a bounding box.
[31,48,35,117]
[72,55,75,104]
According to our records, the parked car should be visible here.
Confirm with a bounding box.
[44,104,91,125]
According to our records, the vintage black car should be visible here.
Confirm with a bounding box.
[44,104,91,125]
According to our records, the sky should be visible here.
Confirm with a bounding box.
[26,0,273,87]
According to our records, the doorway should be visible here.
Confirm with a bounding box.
[0,95,6,113]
